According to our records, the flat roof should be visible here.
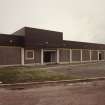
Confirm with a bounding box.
[0,27,105,50]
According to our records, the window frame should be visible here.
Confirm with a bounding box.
[25,50,34,60]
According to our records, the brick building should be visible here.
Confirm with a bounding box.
[0,27,105,66]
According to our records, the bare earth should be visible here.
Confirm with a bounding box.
[0,80,105,105]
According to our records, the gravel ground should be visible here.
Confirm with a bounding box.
[0,80,105,105]
[44,62,105,78]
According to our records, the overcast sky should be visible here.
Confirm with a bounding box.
[0,0,105,43]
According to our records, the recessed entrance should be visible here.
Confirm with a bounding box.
[43,51,56,63]
[44,52,51,62]
[99,53,102,60]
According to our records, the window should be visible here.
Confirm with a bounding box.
[25,50,34,60]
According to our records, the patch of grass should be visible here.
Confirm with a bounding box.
[0,66,80,84]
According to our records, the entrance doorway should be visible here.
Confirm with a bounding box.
[43,51,56,63]
[99,53,102,60]
[44,52,51,62]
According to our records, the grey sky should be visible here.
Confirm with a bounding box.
[0,0,105,43]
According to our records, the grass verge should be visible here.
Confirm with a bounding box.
[0,66,80,84]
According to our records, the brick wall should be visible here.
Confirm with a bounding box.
[0,46,21,65]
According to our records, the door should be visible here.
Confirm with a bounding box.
[99,53,102,60]
[44,52,51,63]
